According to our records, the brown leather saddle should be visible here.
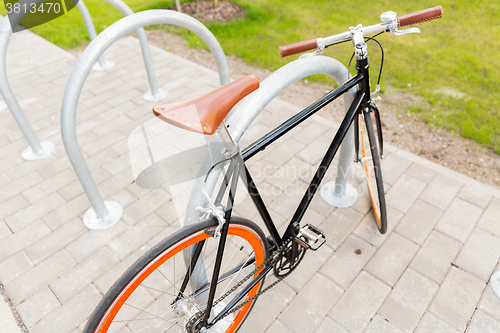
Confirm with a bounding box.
[153,75,260,135]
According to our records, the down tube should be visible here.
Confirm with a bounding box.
[285,90,366,239]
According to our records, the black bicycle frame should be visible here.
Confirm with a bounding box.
[192,57,374,328]
[242,62,372,245]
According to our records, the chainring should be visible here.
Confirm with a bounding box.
[273,237,307,278]
[183,236,306,330]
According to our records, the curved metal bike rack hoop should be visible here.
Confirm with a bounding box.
[183,55,359,229]
[77,1,114,71]
[61,10,230,230]
[0,0,166,160]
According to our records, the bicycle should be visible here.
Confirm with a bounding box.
[84,5,443,333]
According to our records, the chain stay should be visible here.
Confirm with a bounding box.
[197,238,295,326]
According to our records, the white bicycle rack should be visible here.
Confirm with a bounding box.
[61,10,230,230]
[0,0,166,160]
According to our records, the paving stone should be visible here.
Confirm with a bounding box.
[0,251,33,284]
[268,181,308,219]
[320,234,376,289]
[418,174,463,210]
[4,153,56,182]
[24,218,86,265]
[5,250,76,305]
[29,285,102,333]
[265,320,293,333]
[285,243,334,292]
[297,136,332,165]
[280,274,344,333]
[329,272,391,333]
[16,287,61,328]
[293,119,331,146]
[0,170,44,203]
[307,190,336,218]
[266,157,313,192]
[479,286,500,322]
[380,153,412,185]
[93,247,148,294]
[395,200,443,245]
[385,174,427,213]
[410,230,462,284]
[246,181,283,208]
[50,247,119,303]
[81,130,127,157]
[364,314,405,333]
[57,178,88,203]
[264,138,306,167]
[97,170,134,200]
[0,172,10,187]
[66,221,127,263]
[414,312,461,333]
[428,267,485,324]
[477,196,500,238]
[5,192,66,232]
[435,197,483,243]
[102,154,131,177]
[37,157,71,179]
[247,158,280,185]
[354,206,404,248]
[0,221,12,241]
[457,184,493,209]
[467,310,500,333]
[121,189,171,225]
[108,214,168,260]
[351,182,377,216]
[378,269,439,332]
[107,188,137,210]
[318,207,365,249]
[0,194,29,221]
[0,151,22,175]
[312,317,349,333]
[242,282,296,333]
[365,233,418,286]
[404,162,437,184]
[22,169,75,204]
[0,220,51,263]
[454,228,500,282]
[43,193,90,230]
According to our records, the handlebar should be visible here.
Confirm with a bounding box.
[279,5,443,58]
[398,6,443,27]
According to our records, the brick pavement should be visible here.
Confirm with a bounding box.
[0,24,500,333]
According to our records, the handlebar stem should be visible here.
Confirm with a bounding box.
[350,25,368,60]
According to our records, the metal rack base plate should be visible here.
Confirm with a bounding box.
[83,201,123,230]
[143,88,169,102]
[21,141,55,161]
[320,182,358,208]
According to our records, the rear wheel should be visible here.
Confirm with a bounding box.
[84,217,269,333]
[359,110,387,234]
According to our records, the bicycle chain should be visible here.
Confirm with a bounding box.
[193,237,297,328]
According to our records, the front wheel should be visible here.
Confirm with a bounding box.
[84,217,269,333]
[359,110,387,234]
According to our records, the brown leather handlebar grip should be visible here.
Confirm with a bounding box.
[279,39,318,58]
[398,5,443,27]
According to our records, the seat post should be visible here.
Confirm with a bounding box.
[217,121,239,157]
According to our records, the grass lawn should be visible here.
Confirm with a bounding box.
[3,0,499,153]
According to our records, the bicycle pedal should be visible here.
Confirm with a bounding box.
[294,224,326,251]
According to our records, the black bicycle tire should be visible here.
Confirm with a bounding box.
[83,216,269,333]
[362,111,388,234]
